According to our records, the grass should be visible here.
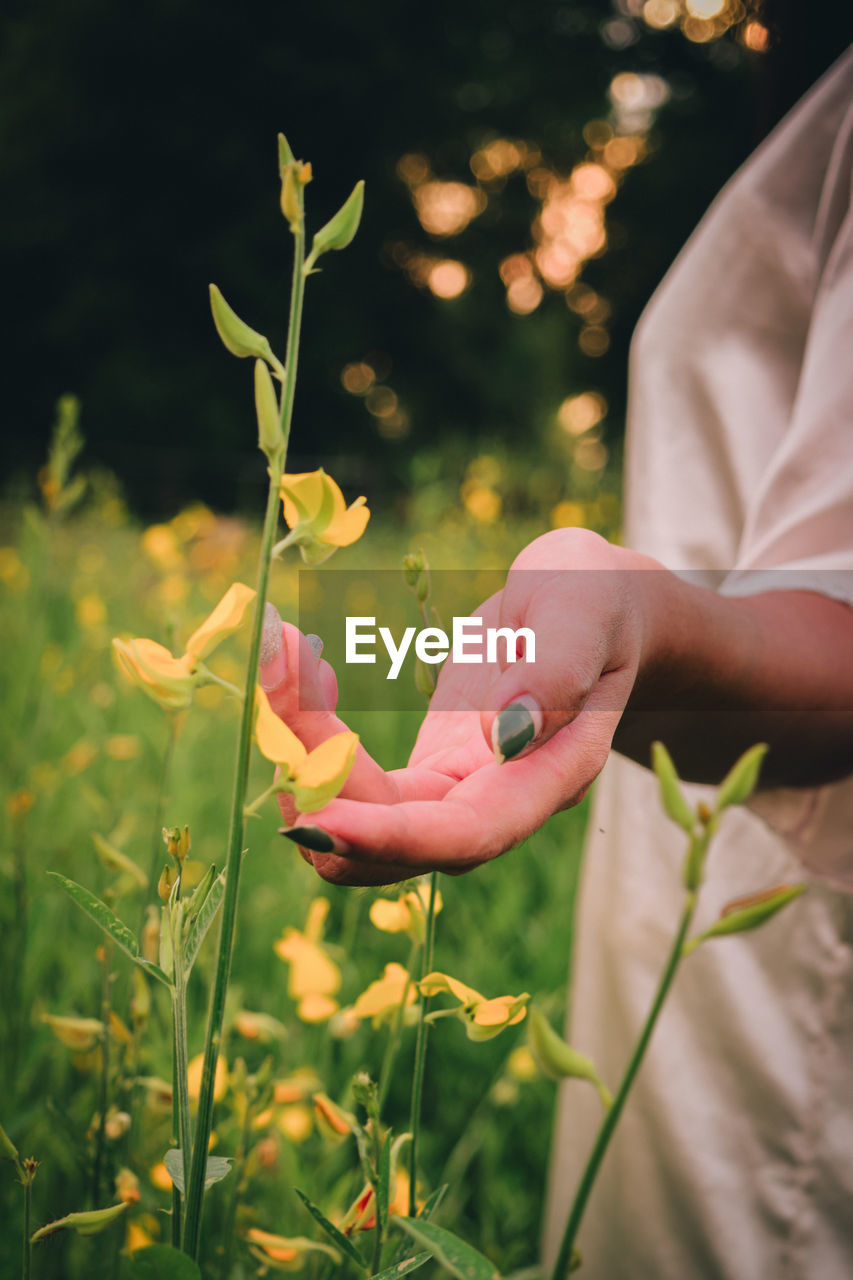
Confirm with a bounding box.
[0,488,588,1279]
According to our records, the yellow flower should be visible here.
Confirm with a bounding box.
[279,469,369,564]
[274,899,341,1022]
[233,1010,287,1042]
[255,687,358,812]
[112,582,255,709]
[350,962,418,1028]
[369,882,443,943]
[246,1227,340,1270]
[419,971,529,1042]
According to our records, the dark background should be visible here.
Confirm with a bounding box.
[1,0,846,517]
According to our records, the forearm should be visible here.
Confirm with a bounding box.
[615,569,853,789]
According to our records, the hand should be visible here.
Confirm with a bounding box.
[265,531,654,886]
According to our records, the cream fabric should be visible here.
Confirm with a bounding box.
[543,49,853,1279]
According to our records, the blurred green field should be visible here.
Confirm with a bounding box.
[0,468,600,1278]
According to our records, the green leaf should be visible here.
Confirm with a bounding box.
[715,743,768,812]
[127,1245,203,1279]
[31,1201,128,1242]
[47,872,171,987]
[293,1187,367,1271]
[417,1184,449,1222]
[308,180,364,261]
[650,742,695,834]
[391,1217,502,1280]
[163,1150,232,1195]
[371,1254,432,1279]
[182,871,225,974]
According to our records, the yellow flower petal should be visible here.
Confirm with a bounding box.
[369,898,412,933]
[419,971,482,1006]
[291,732,359,812]
[274,932,341,1000]
[112,638,195,709]
[277,1104,313,1143]
[473,997,519,1027]
[352,962,416,1023]
[323,495,370,547]
[184,581,255,662]
[280,471,329,528]
[255,687,307,772]
[303,897,329,945]
[297,993,339,1023]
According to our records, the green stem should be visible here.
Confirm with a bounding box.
[243,779,280,819]
[198,668,245,700]
[378,936,421,1109]
[550,891,696,1280]
[408,872,439,1217]
[143,712,180,929]
[181,200,307,1262]
[172,961,192,1194]
[171,1045,182,1247]
[92,945,113,1206]
[22,1174,31,1280]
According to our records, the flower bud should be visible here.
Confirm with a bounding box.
[527,1008,612,1109]
[684,882,806,954]
[280,165,301,231]
[715,743,768,812]
[209,283,277,365]
[254,359,283,459]
[157,863,177,902]
[277,132,295,177]
[651,742,695,834]
[308,180,364,263]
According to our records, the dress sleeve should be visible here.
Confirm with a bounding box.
[719,136,853,889]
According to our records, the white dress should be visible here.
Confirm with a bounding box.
[543,48,853,1279]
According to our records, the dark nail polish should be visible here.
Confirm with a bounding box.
[493,701,537,763]
[279,825,336,853]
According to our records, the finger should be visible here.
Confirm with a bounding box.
[284,670,631,870]
[478,543,639,763]
[260,611,401,805]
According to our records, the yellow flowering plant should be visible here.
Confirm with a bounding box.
[112,581,255,709]
[274,468,370,564]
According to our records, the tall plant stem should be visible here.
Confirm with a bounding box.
[378,935,421,1109]
[172,953,193,1193]
[22,1175,32,1280]
[550,891,696,1280]
[408,871,439,1216]
[143,713,180,928]
[181,207,307,1260]
[92,943,114,1205]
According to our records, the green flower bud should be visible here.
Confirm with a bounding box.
[684,882,806,955]
[209,284,278,366]
[254,359,282,459]
[277,132,296,177]
[651,741,695,834]
[280,165,301,231]
[307,180,364,265]
[527,1008,613,1110]
[30,1201,129,1243]
[715,743,768,812]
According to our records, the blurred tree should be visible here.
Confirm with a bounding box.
[0,0,843,516]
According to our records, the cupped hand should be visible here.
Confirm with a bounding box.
[265,531,656,886]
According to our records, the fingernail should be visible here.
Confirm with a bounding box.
[492,696,542,764]
[279,825,343,854]
[305,633,324,662]
[260,603,286,690]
